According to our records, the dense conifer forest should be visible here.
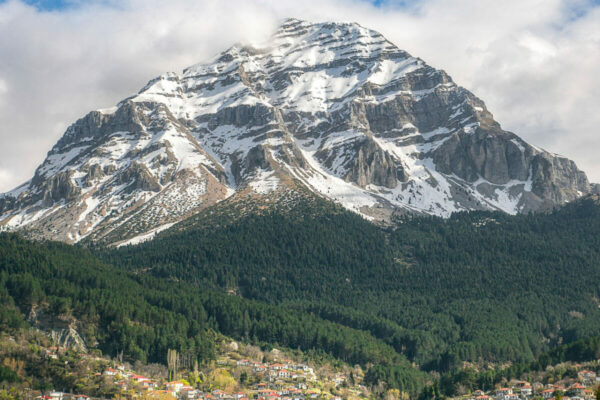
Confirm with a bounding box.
[2,196,600,396]
[103,197,600,369]
[0,232,425,395]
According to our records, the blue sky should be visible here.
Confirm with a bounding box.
[12,0,396,11]
[8,0,391,10]
[6,0,600,23]
[5,0,72,10]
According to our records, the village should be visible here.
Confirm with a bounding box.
[454,366,600,400]
[6,337,600,400]
[11,340,370,400]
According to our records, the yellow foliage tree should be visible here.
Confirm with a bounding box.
[208,368,237,392]
[385,389,401,400]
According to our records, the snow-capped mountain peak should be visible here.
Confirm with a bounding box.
[0,18,594,244]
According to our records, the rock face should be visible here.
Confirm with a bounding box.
[0,18,595,243]
[27,306,89,353]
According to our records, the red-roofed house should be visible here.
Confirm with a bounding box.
[542,389,555,399]
[166,381,185,393]
[521,385,533,396]
[279,369,291,379]
[568,384,585,396]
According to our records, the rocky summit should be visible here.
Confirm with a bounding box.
[0,18,595,244]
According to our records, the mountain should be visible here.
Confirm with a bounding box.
[0,18,595,243]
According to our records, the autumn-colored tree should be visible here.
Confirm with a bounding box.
[207,368,237,392]
[167,349,178,381]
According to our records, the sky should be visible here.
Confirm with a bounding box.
[0,0,599,191]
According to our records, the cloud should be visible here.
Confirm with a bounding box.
[0,0,599,192]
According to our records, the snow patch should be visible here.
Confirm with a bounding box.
[249,169,280,194]
[116,222,176,247]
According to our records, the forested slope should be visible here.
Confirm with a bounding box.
[102,196,600,371]
[3,197,600,395]
[0,233,426,395]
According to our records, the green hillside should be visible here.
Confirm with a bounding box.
[0,232,426,395]
[102,196,600,371]
[2,197,600,396]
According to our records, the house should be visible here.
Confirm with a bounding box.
[233,393,247,399]
[541,389,555,399]
[132,374,150,383]
[258,389,278,397]
[473,390,485,396]
[132,375,156,390]
[521,385,533,396]
[272,364,285,371]
[166,381,185,393]
[104,367,118,376]
[141,380,157,390]
[568,384,585,396]
[255,364,267,373]
[333,376,345,386]
[495,388,513,400]
[237,359,250,366]
[279,370,291,379]
[578,371,596,382]
[49,392,64,400]
[180,387,199,399]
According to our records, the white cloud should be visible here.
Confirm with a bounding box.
[0,0,599,192]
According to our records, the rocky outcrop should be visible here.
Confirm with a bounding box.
[118,162,162,193]
[38,170,81,207]
[530,153,590,204]
[345,137,406,188]
[27,306,88,353]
